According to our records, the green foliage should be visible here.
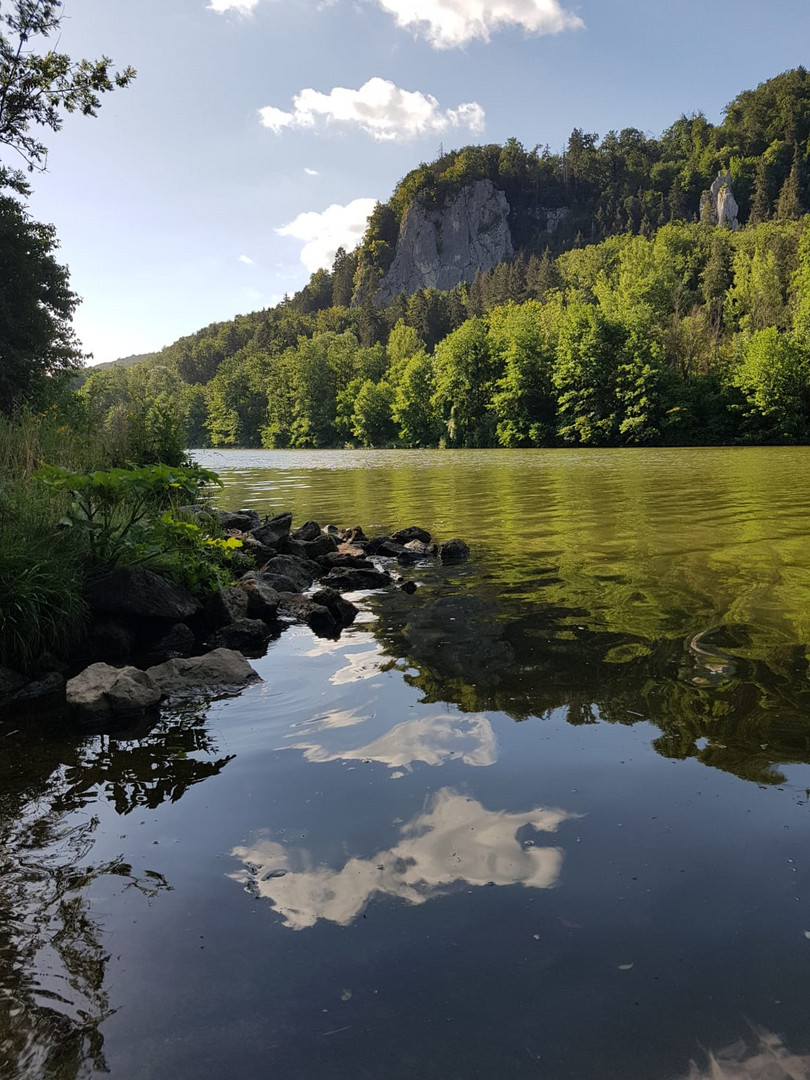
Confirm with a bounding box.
[34,462,221,566]
[433,318,500,447]
[732,327,810,441]
[0,0,135,186]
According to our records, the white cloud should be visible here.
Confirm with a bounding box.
[208,0,260,12]
[238,254,255,265]
[304,167,319,176]
[372,0,584,47]
[277,197,377,273]
[259,77,484,142]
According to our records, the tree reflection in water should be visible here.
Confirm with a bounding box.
[0,705,234,1079]
[369,576,810,787]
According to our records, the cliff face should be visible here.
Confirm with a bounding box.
[373,179,514,303]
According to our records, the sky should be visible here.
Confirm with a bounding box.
[18,0,810,364]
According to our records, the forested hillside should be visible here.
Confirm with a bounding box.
[81,69,810,450]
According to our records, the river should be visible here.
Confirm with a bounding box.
[3,447,810,1079]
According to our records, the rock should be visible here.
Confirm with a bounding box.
[0,665,30,703]
[147,648,260,696]
[300,535,338,559]
[323,524,341,537]
[337,541,368,557]
[371,539,407,558]
[399,580,418,595]
[275,536,310,559]
[371,179,514,304]
[291,520,322,542]
[87,617,137,662]
[396,550,422,566]
[209,618,272,654]
[439,538,470,563]
[343,526,367,542]
[235,535,275,566]
[319,552,375,571]
[391,526,432,545]
[215,508,261,532]
[10,672,65,705]
[311,587,359,628]
[204,586,250,629]
[236,572,280,621]
[151,622,196,658]
[261,555,317,593]
[85,567,199,621]
[251,512,293,548]
[321,568,392,592]
[699,170,740,231]
[277,594,338,638]
[404,539,438,557]
[67,663,162,719]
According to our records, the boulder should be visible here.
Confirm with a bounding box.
[311,587,359,628]
[404,539,438,557]
[370,539,407,558]
[204,586,250,628]
[261,555,317,593]
[151,622,196,658]
[291,520,322,542]
[337,541,368,557]
[321,567,392,592]
[236,573,280,621]
[318,552,375,571]
[439,538,470,564]
[399,580,418,595]
[67,663,161,719]
[275,536,310,559]
[215,508,261,532]
[85,567,199,621]
[300,535,339,560]
[87,617,137,662]
[209,618,272,655]
[0,665,29,703]
[10,672,66,706]
[277,594,338,638]
[391,526,432,545]
[147,648,260,696]
[251,512,293,548]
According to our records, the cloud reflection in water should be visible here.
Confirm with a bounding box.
[230,788,578,930]
[287,711,497,772]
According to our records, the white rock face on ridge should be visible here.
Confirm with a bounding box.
[375,178,514,303]
[700,170,740,230]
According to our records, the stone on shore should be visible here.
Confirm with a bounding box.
[277,594,338,637]
[291,520,322,542]
[391,526,432,545]
[321,567,392,592]
[236,573,280,621]
[67,663,162,719]
[209,618,272,654]
[251,512,293,548]
[260,555,317,593]
[204,586,250,628]
[147,648,260,696]
[439,539,471,563]
[85,567,200,621]
[310,587,359,628]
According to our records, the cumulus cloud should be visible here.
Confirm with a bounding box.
[208,0,260,13]
[238,254,255,265]
[304,167,320,176]
[372,0,584,47]
[277,198,377,273]
[259,77,484,141]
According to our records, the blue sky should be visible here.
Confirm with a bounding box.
[22,0,810,363]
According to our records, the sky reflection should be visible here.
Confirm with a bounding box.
[230,788,578,930]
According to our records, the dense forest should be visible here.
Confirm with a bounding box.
[72,68,810,449]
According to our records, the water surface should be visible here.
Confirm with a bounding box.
[4,447,810,1079]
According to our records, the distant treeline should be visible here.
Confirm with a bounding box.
[81,217,810,449]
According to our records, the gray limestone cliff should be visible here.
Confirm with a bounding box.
[700,170,740,230]
[373,179,514,304]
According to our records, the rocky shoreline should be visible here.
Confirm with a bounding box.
[0,509,469,724]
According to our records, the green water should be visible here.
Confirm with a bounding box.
[4,447,810,1079]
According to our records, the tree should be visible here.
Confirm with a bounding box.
[432,317,499,447]
[0,191,80,411]
[733,327,810,441]
[0,0,135,188]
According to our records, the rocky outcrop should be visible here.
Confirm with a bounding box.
[147,648,260,697]
[700,171,740,230]
[85,567,200,621]
[374,179,513,304]
[67,663,161,720]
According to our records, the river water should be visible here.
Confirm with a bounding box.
[4,447,810,1079]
